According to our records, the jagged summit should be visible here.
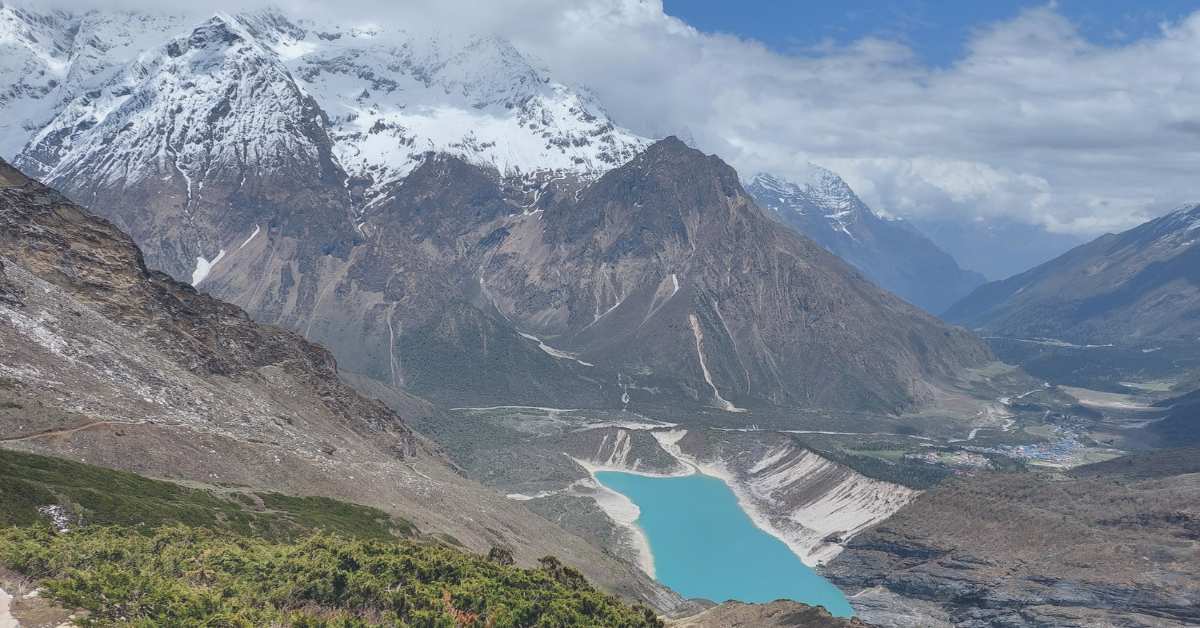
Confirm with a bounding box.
[747,168,985,313]
[749,167,870,238]
[0,5,650,198]
[0,5,650,282]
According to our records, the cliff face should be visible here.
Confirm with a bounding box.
[0,159,684,613]
[662,429,918,567]
[825,449,1200,627]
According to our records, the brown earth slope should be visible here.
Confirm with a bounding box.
[0,159,684,613]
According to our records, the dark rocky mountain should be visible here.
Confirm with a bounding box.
[747,171,985,314]
[826,448,1200,627]
[0,158,684,612]
[946,205,1200,347]
[204,138,993,414]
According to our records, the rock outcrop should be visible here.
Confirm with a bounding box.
[668,600,868,627]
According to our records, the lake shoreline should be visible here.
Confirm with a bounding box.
[594,469,855,617]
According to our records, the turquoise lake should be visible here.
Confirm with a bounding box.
[594,471,854,617]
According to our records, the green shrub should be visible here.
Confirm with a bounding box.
[0,525,662,627]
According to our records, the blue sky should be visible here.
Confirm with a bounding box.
[663,1,1198,65]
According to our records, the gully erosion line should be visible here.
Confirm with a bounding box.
[386,302,403,389]
[688,313,746,413]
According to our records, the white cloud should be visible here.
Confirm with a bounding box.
[28,0,1200,235]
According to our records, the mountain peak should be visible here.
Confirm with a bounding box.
[637,136,731,174]
[649,135,691,152]
[746,167,986,312]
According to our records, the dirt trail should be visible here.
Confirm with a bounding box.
[0,420,158,443]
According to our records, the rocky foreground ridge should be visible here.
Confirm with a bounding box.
[825,448,1200,627]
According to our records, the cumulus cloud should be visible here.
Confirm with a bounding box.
[31,0,1200,234]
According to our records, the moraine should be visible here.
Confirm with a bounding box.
[595,470,855,617]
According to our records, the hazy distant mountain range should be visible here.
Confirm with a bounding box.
[910,216,1088,282]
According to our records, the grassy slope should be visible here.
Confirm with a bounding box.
[0,449,663,627]
[0,447,410,541]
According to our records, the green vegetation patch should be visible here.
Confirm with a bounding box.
[0,448,405,541]
[0,526,663,627]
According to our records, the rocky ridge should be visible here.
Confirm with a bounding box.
[205,138,993,414]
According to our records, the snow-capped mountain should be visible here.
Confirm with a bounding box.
[0,5,649,280]
[1,6,648,197]
[0,5,992,416]
[747,169,985,314]
[750,167,867,240]
[236,10,648,195]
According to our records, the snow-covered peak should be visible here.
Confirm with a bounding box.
[0,6,189,159]
[749,166,862,215]
[256,18,648,193]
[0,6,650,200]
[747,167,880,242]
[1141,203,1200,250]
[17,11,324,194]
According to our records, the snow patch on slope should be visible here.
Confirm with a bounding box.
[191,249,225,286]
[239,225,260,249]
[518,331,594,367]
